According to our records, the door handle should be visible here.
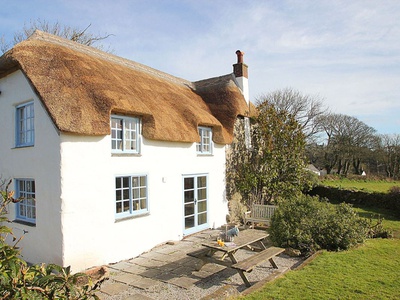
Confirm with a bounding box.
[194,198,197,205]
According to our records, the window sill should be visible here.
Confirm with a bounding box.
[197,153,213,157]
[13,145,34,149]
[112,153,142,157]
[13,219,36,227]
[115,212,150,223]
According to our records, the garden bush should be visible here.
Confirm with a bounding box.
[270,195,368,254]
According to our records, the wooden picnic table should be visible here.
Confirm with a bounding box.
[188,229,284,287]
[201,229,268,263]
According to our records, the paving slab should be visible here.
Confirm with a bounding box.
[100,282,128,296]
[170,265,195,276]
[129,276,159,290]
[131,257,165,268]
[122,264,147,274]
[108,261,135,271]
[167,276,199,289]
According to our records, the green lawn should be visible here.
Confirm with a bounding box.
[321,178,400,193]
[239,206,400,300]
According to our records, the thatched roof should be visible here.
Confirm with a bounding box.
[0,31,250,144]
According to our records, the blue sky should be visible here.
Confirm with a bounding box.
[1,0,399,134]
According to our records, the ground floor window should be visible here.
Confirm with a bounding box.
[115,175,148,218]
[15,179,36,224]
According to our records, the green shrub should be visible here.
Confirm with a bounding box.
[270,195,368,254]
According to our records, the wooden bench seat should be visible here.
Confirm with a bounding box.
[244,204,277,227]
[232,246,285,286]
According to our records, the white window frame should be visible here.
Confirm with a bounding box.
[115,174,148,219]
[196,127,213,155]
[111,116,141,154]
[15,179,36,224]
[16,101,35,147]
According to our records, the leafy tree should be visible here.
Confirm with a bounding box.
[226,102,309,207]
[0,179,101,299]
[1,19,112,53]
[255,88,326,141]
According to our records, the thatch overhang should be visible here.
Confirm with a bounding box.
[0,31,249,144]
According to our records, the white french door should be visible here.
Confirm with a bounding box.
[183,174,208,235]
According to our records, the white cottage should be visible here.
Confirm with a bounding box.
[0,31,250,271]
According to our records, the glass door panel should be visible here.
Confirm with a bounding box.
[183,174,208,234]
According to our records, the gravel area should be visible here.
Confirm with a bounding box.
[95,229,304,300]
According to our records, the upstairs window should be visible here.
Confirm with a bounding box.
[111,116,140,153]
[115,175,148,218]
[16,102,34,147]
[15,179,36,224]
[196,127,213,154]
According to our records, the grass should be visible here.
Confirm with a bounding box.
[320,177,400,193]
[239,206,400,300]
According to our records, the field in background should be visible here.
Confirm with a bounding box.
[320,177,400,193]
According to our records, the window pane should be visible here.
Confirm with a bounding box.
[197,176,207,188]
[116,177,122,189]
[123,201,130,212]
[184,203,194,216]
[140,198,147,210]
[133,188,139,199]
[116,202,122,213]
[184,190,194,203]
[184,178,194,190]
[198,212,207,225]
[198,200,207,213]
[132,200,139,211]
[197,188,207,201]
[140,187,146,197]
[185,216,194,229]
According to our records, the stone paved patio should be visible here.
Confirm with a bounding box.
[95,229,302,300]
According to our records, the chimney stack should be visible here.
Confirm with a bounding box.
[233,50,248,79]
[233,50,249,104]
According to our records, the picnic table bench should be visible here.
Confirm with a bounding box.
[232,246,285,286]
[187,229,284,287]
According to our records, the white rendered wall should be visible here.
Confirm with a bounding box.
[0,71,63,265]
[0,72,230,272]
[60,129,228,271]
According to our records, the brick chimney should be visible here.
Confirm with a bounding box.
[233,50,249,105]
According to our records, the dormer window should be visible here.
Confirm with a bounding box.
[196,127,213,155]
[111,116,140,154]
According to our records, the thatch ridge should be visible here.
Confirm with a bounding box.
[0,31,249,144]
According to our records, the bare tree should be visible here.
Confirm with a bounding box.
[1,19,113,54]
[255,88,327,141]
[317,113,377,175]
[377,134,400,178]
